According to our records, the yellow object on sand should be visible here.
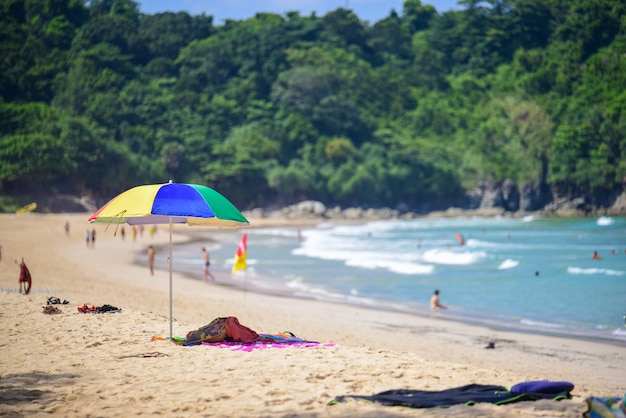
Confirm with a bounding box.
[16,202,37,215]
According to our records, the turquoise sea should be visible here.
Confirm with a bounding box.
[152,215,626,344]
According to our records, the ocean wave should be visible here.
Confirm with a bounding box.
[422,248,486,265]
[247,227,300,238]
[520,319,565,329]
[293,242,435,275]
[611,328,626,337]
[522,215,535,222]
[597,216,614,226]
[343,257,434,275]
[568,267,624,276]
[466,239,532,250]
[498,259,519,270]
[286,277,378,305]
[224,258,258,265]
[466,238,499,248]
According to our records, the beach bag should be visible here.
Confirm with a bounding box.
[225,317,259,343]
[184,317,228,345]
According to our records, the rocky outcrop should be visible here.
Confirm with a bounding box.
[541,197,590,217]
[519,182,550,212]
[245,187,626,223]
[607,192,626,215]
[468,179,551,213]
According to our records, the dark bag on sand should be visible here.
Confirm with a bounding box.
[185,317,228,345]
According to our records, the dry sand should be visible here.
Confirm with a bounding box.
[0,213,623,417]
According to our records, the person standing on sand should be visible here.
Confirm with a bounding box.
[18,258,32,295]
[148,245,155,276]
[430,289,447,311]
[202,247,215,282]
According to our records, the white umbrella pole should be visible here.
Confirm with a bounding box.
[169,216,173,341]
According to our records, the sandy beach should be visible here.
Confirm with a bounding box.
[0,213,624,417]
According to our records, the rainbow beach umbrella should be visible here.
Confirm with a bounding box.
[89,181,249,340]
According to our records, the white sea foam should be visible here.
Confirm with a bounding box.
[286,277,309,291]
[286,277,378,306]
[520,319,565,329]
[597,216,614,226]
[522,215,535,222]
[466,239,500,248]
[611,328,626,337]
[292,225,436,275]
[498,259,519,270]
[422,249,486,265]
[296,247,435,275]
[568,267,624,276]
[247,228,300,238]
[346,259,434,275]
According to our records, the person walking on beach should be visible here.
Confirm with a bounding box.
[18,258,32,295]
[202,247,215,282]
[85,229,90,247]
[430,289,447,311]
[91,228,96,248]
[148,245,155,276]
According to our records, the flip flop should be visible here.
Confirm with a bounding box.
[47,297,61,305]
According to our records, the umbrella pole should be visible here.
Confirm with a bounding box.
[169,216,173,341]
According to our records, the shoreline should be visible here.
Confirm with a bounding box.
[145,260,626,349]
[142,221,626,349]
[1,213,624,417]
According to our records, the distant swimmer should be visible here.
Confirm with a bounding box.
[430,289,447,311]
[592,251,602,260]
[454,232,465,246]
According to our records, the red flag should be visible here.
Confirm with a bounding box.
[232,233,247,273]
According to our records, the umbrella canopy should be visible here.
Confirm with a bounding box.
[88,183,248,227]
[89,182,249,340]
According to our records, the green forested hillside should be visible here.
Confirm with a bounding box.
[1,0,624,212]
